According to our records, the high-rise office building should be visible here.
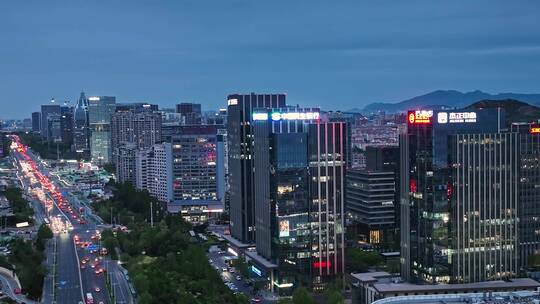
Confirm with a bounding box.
[41,102,61,141]
[60,105,74,146]
[513,123,540,267]
[88,96,116,164]
[216,129,227,206]
[400,108,513,284]
[176,102,202,125]
[31,112,41,133]
[166,125,222,223]
[227,93,286,244]
[346,170,397,248]
[73,91,90,154]
[250,108,346,294]
[346,146,400,249]
[111,110,162,165]
[449,132,519,283]
[135,143,173,203]
[47,114,62,143]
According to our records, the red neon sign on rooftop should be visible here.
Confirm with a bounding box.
[407,110,433,124]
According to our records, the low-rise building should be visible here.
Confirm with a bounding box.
[350,271,540,304]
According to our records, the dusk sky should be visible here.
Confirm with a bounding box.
[2,0,540,119]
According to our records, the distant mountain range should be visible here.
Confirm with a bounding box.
[350,90,540,113]
[466,99,540,125]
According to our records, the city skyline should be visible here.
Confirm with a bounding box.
[2,1,540,119]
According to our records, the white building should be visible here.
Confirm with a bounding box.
[135,143,173,203]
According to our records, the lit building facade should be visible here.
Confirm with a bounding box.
[347,170,397,248]
[167,125,222,223]
[513,123,540,267]
[347,146,400,249]
[227,93,286,244]
[135,143,173,203]
[73,91,90,154]
[115,143,137,185]
[88,96,116,164]
[400,108,516,284]
[111,109,162,164]
[60,105,74,146]
[41,103,61,141]
[251,108,346,294]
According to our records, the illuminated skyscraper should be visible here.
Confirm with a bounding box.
[88,96,116,164]
[41,101,60,141]
[400,108,520,284]
[249,108,346,294]
[110,109,162,166]
[227,93,286,244]
[73,91,90,154]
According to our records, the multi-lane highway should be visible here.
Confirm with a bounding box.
[9,135,134,304]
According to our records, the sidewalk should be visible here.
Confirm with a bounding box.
[41,238,56,303]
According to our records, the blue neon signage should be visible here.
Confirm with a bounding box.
[251,265,262,276]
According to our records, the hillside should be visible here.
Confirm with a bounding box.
[465,99,540,125]
[357,90,540,113]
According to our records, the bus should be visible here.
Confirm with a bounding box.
[85,292,93,304]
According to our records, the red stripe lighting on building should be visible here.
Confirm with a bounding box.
[408,110,433,125]
[410,179,417,193]
[313,261,331,268]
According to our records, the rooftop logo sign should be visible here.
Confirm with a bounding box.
[437,112,477,124]
[252,111,320,121]
[408,110,433,124]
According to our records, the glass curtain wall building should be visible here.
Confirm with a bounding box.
[227,93,286,244]
[73,91,90,155]
[252,108,346,294]
[88,96,116,164]
[513,123,540,268]
[400,108,513,284]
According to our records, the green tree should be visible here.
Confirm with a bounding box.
[103,163,115,174]
[235,293,250,304]
[35,224,53,251]
[292,287,315,304]
[346,249,383,272]
[37,224,53,240]
[232,258,250,278]
[324,287,344,304]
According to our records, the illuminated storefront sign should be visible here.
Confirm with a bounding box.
[531,125,540,134]
[408,110,433,124]
[250,265,262,276]
[252,113,268,120]
[252,111,320,121]
[437,112,477,124]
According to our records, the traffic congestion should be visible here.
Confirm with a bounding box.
[9,135,111,304]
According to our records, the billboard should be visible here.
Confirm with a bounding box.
[279,220,290,237]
